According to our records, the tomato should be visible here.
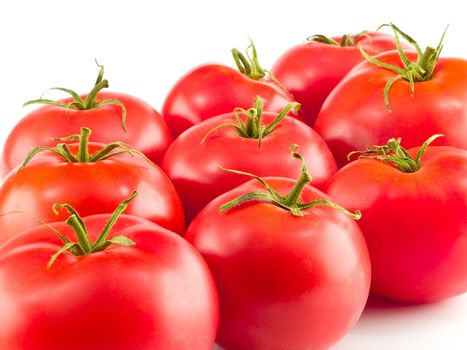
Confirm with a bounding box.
[0,196,218,350]
[162,41,298,138]
[314,25,467,167]
[325,136,467,303]
[0,63,172,177]
[186,149,369,350]
[0,127,184,244]
[162,98,336,222]
[271,31,405,126]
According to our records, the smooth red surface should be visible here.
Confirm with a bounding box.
[271,32,403,126]
[161,64,299,137]
[0,142,184,243]
[314,51,467,167]
[325,146,467,303]
[162,113,336,223]
[0,214,218,350]
[1,91,172,176]
[186,178,370,350]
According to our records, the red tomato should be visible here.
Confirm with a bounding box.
[0,128,184,244]
[271,31,405,126]
[325,137,467,303]
[162,99,336,222]
[162,41,298,138]
[0,209,218,350]
[1,65,172,177]
[314,26,467,167]
[185,150,369,350]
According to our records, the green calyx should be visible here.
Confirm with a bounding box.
[359,23,448,112]
[348,134,443,173]
[307,31,370,47]
[18,127,149,172]
[23,60,127,131]
[47,191,137,268]
[201,96,300,146]
[220,144,361,218]
[232,38,269,80]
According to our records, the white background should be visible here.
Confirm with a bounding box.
[1,1,466,349]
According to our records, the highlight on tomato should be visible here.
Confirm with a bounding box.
[0,193,218,350]
[325,135,467,303]
[162,97,336,222]
[162,40,300,138]
[186,146,369,350]
[0,127,184,244]
[0,61,172,177]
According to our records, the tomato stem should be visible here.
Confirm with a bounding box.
[201,96,300,146]
[232,38,268,80]
[47,192,138,268]
[359,23,448,111]
[220,144,361,218]
[77,128,91,162]
[307,31,369,47]
[17,127,150,172]
[23,60,128,131]
[348,134,443,172]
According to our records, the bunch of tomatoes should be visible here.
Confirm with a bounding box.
[0,23,466,350]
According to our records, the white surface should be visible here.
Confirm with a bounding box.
[1,1,466,349]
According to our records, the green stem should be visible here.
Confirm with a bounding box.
[18,127,150,172]
[23,60,127,130]
[307,31,369,47]
[282,147,312,208]
[83,79,109,109]
[47,192,138,268]
[92,191,138,250]
[232,39,267,80]
[66,215,93,253]
[361,23,448,111]
[220,144,361,218]
[77,128,91,162]
[201,96,300,146]
[348,134,443,172]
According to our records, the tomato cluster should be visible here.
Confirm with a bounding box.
[0,23,466,350]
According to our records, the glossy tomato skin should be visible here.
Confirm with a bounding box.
[1,91,172,176]
[161,64,299,138]
[161,113,336,223]
[186,178,370,350]
[0,214,218,350]
[314,51,467,167]
[325,146,467,303]
[0,142,184,244]
[271,32,404,126]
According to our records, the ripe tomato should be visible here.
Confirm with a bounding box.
[0,128,184,244]
[271,31,405,126]
[0,63,172,176]
[0,198,218,350]
[314,25,467,167]
[186,149,369,350]
[325,136,467,303]
[162,98,336,222]
[162,41,298,138]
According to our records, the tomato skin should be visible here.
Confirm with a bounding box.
[325,146,467,303]
[1,91,172,176]
[161,113,336,223]
[0,142,184,243]
[0,214,218,350]
[271,32,403,126]
[161,64,298,137]
[314,51,467,167]
[186,178,370,350]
